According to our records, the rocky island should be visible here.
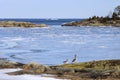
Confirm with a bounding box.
[62,6,120,27]
[62,16,120,27]
[0,59,120,80]
[0,21,47,27]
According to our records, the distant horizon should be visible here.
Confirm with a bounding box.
[0,0,119,18]
[0,18,86,19]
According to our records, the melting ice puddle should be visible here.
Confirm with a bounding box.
[0,69,67,80]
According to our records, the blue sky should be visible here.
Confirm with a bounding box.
[0,0,119,18]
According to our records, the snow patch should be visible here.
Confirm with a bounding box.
[0,69,67,80]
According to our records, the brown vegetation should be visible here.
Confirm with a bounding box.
[50,60,120,80]
[0,21,47,27]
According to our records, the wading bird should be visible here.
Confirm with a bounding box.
[63,59,68,64]
[72,54,77,63]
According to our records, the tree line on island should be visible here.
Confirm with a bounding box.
[88,5,120,26]
[88,11,120,23]
[62,5,120,27]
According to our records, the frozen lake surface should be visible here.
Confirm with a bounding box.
[0,25,120,65]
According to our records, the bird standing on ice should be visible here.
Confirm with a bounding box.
[72,54,77,63]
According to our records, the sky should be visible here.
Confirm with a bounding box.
[0,0,119,18]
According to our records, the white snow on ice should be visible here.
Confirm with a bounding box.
[0,69,67,80]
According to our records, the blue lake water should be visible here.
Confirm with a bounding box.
[0,19,120,65]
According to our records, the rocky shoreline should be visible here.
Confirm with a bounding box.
[0,59,120,80]
[62,19,120,27]
[62,9,120,27]
[0,21,47,27]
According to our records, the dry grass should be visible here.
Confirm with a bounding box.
[60,60,120,70]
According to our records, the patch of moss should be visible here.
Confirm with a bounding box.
[59,60,120,70]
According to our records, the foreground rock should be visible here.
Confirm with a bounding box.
[9,62,52,75]
[51,60,120,80]
[0,59,24,69]
[0,59,120,80]
[0,21,47,27]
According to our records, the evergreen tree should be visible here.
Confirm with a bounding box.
[112,12,119,20]
[114,5,120,16]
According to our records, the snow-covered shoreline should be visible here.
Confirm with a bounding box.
[0,69,67,80]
